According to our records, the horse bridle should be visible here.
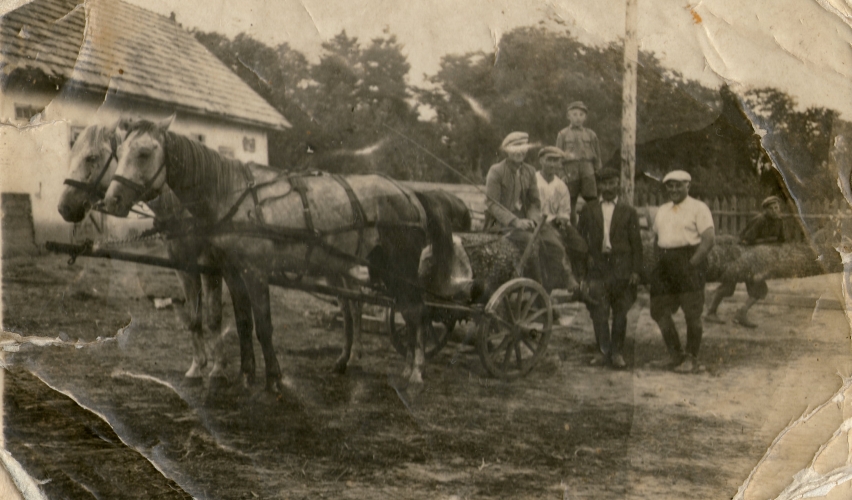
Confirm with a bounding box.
[110,133,169,203]
[63,134,118,202]
[111,160,168,202]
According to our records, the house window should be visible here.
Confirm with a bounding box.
[242,136,256,153]
[218,146,235,158]
[14,104,42,121]
[69,125,85,148]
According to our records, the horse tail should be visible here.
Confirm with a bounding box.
[413,190,455,294]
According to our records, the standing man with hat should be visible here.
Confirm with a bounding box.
[556,101,603,223]
[485,132,569,292]
[576,168,643,369]
[705,195,791,328]
[650,170,715,373]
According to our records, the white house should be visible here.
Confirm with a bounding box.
[0,0,290,245]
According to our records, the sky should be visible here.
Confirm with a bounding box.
[4,0,851,116]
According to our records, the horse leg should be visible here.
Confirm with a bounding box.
[351,299,363,365]
[410,305,427,384]
[175,269,207,380]
[242,272,283,393]
[399,305,425,384]
[331,275,362,374]
[223,270,256,388]
[203,272,229,381]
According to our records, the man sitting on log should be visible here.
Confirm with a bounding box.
[704,195,793,328]
[535,146,586,291]
[484,132,571,294]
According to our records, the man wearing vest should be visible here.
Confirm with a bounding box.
[576,168,643,369]
[651,170,715,374]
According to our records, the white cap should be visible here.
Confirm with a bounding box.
[662,170,691,183]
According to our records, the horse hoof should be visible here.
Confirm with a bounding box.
[208,375,229,392]
[241,373,255,390]
[407,371,423,385]
[182,376,204,387]
[331,358,348,375]
[265,377,295,403]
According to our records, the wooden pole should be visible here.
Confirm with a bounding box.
[621,0,638,205]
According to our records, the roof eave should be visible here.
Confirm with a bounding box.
[62,80,292,131]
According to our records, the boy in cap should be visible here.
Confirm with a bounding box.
[556,101,603,223]
[650,170,715,373]
[536,146,586,291]
[576,168,643,368]
[485,132,568,292]
[705,195,791,328]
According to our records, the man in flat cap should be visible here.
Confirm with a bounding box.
[536,146,586,291]
[556,101,603,224]
[576,168,643,368]
[485,132,568,292]
[650,170,715,373]
[705,195,793,328]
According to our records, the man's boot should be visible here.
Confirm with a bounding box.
[673,354,696,374]
[733,309,758,329]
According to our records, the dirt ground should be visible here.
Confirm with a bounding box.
[2,250,851,499]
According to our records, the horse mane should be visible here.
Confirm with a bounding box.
[124,120,247,201]
[76,124,114,155]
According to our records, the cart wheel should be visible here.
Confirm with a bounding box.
[477,278,552,380]
[387,306,453,359]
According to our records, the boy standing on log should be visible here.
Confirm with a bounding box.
[556,101,603,223]
[650,170,715,374]
[705,195,790,328]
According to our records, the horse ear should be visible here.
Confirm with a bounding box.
[158,113,176,131]
[116,117,131,133]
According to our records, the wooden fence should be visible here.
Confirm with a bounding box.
[402,181,849,240]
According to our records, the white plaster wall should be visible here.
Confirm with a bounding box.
[0,89,272,244]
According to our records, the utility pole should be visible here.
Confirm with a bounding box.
[621,0,638,205]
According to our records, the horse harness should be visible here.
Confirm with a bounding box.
[63,134,118,201]
[173,169,390,278]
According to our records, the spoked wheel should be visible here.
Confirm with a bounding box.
[387,306,454,359]
[477,278,552,380]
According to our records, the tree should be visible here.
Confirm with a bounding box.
[193,30,314,167]
[741,87,840,205]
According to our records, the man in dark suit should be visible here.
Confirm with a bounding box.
[577,168,643,368]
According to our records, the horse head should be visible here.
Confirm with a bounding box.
[57,122,123,222]
[103,114,174,217]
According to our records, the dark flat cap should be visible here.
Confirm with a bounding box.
[538,146,564,159]
[596,168,621,181]
[761,195,782,207]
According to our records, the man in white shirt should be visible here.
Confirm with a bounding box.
[536,147,587,292]
[536,146,572,223]
[651,170,715,373]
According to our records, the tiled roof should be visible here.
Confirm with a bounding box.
[1,0,290,130]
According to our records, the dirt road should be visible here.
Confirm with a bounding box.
[2,253,850,499]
